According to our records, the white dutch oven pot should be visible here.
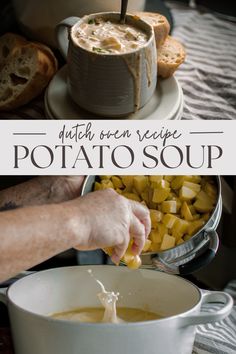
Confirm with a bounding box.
[0,266,233,354]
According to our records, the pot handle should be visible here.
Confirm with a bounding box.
[179,229,219,275]
[180,290,233,327]
[55,16,80,60]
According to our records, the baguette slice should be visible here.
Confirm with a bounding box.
[133,12,170,47]
[0,33,58,111]
[158,36,186,78]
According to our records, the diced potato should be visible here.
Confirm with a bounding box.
[164,176,174,182]
[150,243,161,252]
[162,214,177,228]
[189,205,197,215]
[142,239,152,252]
[149,230,162,244]
[111,176,124,189]
[127,255,142,270]
[122,192,141,202]
[152,186,170,203]
[102,36,122,51]
[161,200,177,213]
[172,218,189,238]
[160,234,175,251]
[115,188,122,194]
[187,219,205,236]
[181,201,193,221]
[150,209,163,228]
[100,176,112,180]
[194,191,214,213]
[133,176,149,194]
[121,176,134,192]
[123,251,134,264]
[203,182,217,202]
[177,238,184,245]
[183,181,201,193]
[141,190,149,204]
[101,180,114,189]
[149,176,163,183]
[171,176,186,189]
[183,235,192,241]
[94,182,102,191]
[179,186,197,201]
[202,213,210,222]
[185,175,201,184]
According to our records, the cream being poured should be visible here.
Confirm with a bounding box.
[87,269,123,323]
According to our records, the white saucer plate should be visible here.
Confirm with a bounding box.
[45,66,183,120]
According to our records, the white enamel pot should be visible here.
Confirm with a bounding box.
[0,266,233,354]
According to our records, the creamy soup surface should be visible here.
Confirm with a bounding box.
[75,17,148,54]
[51,307,161,323]
[50,270,161,324]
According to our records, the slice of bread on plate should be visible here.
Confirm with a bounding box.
[133,11,170,47]
[158,36,186,78]
[0,33,58,111]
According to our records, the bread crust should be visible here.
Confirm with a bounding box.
[133,11,170,47]
[158,36,186,78]
[0,33,58,111]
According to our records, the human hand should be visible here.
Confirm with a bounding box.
[67,189,151,264]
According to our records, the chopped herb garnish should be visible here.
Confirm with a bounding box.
[92,47,106,53]
[88,19,95,24]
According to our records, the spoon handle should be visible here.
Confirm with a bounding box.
[120,0,129,24]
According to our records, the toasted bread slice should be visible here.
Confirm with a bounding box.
[0,33,58,111]
[133,11,170,47]
[158,36,186,78]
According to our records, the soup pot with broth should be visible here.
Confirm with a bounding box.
[12,0,146,46]
[0,266,233,354]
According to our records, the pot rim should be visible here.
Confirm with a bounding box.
[7,265,202,327]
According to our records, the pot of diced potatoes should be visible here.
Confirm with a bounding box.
[81,175,221,275]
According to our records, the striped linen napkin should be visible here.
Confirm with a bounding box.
[168,1,236,120]
[193,280,236,353]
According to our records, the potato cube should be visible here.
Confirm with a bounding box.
[150,243,161,252]
[187,219,205,236]
[183,181,201,193]
[172,218,189,240]
[122,192,141,202]
[203,182,217,202]
[179,186,197,201]
[141,190,149,204]
[142,239,152,252]
[133,176,149,194]
[100,176,112,180]
[171,176,186,189]
[111,176,124,189]
[194,191,214,213]
[181,202,193,221]
[150,209,163,228]
[127,255,142,270]
[94,182,102,191]
[185,175,201,184]
[149,230,162,244]
[162,214,177,228]
[183,235,192,242]
[123,251,134,264]
[149,176,163,183]
[164,176,174,182]
[152,186,170,203]
[177,238,184,245]
[160,234,175,250]
[101,180,114,189]
[161,200,177,213]
[121,176,134,192]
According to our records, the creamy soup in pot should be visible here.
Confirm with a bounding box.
[75,17,148,54]
[50,270,161,323]
[51,307,160,323]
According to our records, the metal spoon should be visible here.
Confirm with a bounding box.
[120,0,128,24]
